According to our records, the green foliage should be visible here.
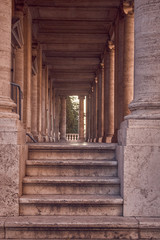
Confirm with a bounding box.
[66,96,79,133]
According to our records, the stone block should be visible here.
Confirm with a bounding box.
[117,119,160,217]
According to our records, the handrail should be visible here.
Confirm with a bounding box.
[10,82,22,120]
[26,133,37,143]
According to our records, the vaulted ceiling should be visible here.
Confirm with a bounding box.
[27,0,121,95]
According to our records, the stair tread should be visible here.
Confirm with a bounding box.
[5,215,137,228]
[28,143,117,150]
[20,194,123,204]
[23,176,120,184]
[26,159,117,166]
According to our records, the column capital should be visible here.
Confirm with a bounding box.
[107,41,115,51]
[122,0,134,15]
[95,76,98,84]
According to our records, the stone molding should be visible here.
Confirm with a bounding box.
[122,0,134,15]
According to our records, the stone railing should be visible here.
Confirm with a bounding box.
[66,133,79,142]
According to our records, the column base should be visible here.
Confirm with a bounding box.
[98,137,103,143]
[117,118,160,217]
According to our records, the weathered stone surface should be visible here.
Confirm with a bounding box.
[0,217,6,239]
[117,119,160,217]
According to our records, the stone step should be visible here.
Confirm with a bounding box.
[23,176,120,195]
[20,195,123,216]
[2,216,160,239]
[26,159,118,177]
[28,143,116,160]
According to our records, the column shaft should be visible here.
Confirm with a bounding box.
[128,0,160,117]
[23,7,32,132]
[41,67,46,140]
[93,80,98,142]
[55,95,60,142]
[97,65,104,142]
[59,96,67,142]
[123,8,134,117]
[104,42,115,143]
[14,9,24,121]
[31,46,38,138]
[79,96,85,142]
[45,67,49,141]
[37,45,42,141]
[0,0,15,114]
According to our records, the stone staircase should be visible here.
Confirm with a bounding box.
[1,143,159,239]
[20,143,123,217]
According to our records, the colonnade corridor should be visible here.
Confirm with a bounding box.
[0,0,160,239]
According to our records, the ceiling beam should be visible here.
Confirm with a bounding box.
[42,43,106,52]
[38,33,107,44]
[45,57,100,66]
[27,0,120,8]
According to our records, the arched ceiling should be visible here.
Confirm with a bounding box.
[27,0,121,95]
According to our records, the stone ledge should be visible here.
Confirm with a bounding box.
[28,142,117,150]
[26,159,118,166]
[23,176,120,185]
[0,216,159,239]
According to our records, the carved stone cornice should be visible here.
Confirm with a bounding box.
[122,0,134,15]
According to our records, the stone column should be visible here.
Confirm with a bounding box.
[45,66,49,142]
[14,6,24,122]
[117,0,160,217]
[86,95,91,141]
[104,41,115,143]
[113,12,125,142]
[49,78,53,142]
[23,6,32,134]
[37,45,42,142]
[79,96,85,142]
[89,90,94,142]
[41,67,46,141]
[59,96,67,142]
[93,78,98,142]
[31,45,38,139]
[52,88,55,142]
[0,0,27,217]
[55,95,60,142]
[97,64,104,142]
[123,1,134,117]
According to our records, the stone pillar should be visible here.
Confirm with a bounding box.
[23,6,32,134]
[45,67,49,142]
[49,78,53,142]
[52,88,55,142]
[89,90,94,142]
[31,45,38,139]
[93,78,98,142]
[59,96,67,142]
[86,95,91,141]
[41,67,46,141]
[117,0,160,217]
[103,41,115,143]
[55,95,60,142]
[37,45,42,142]
[113,12,125,142]
[123,1,134,117]
[0,0,27,216]
[79,96,85,142]
[97,64,104,142]
[14,6,24,122]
